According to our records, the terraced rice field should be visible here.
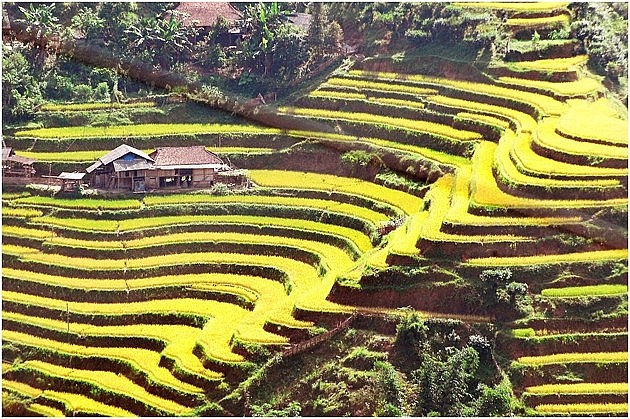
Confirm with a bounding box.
[2,2,627,416]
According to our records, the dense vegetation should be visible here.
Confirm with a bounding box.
[2,1,628,417]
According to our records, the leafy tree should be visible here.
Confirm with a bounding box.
[374,360,405,413]
[125,12,197,70]
[411,346,480,416]
[2,46,44,120]
[240,2,289,76]
[571,2,628,88]
[15,3,60,68]
[395,312,429,351]
[71,7,105,42]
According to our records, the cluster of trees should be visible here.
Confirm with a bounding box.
[393,313,515,417]
[328,3,502,59]
[2,2,344,122]
[570,2,627,94]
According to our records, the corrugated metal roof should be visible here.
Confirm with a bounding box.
[113,159,154,172]
[7,155,36,164]
[58,172,86,180]
[2,147,13,161]
[86,144,154,173]
[100,144,154,166]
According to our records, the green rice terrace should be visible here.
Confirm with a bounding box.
[2,1,628,417]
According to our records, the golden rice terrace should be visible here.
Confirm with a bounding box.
[2,1,628,417]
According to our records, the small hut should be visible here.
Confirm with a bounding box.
[58,172,86,192]
[2,147,36,178]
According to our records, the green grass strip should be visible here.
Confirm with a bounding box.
[518,352,628,366]
[540,284,628,297]
[280,106,482,142]
[526,382,627,395]
[535,403,628,414]
[40,101,155,112]
[15,123,279,139]
[14,196,141,210]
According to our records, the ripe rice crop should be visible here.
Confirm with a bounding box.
[144,193,389,225]
[324,77,438,96]
[511,130,627,178]
[509,55,588,71]
[310,89,366,100]
[28,403,64,417]
[4,310,222,378]
[248,170,425,215]
[446,164,582,227]
[526,382,628,395]
[14,196,141,210]
[31,216,118,232]
[454,2,569,11]
[2,378,135,417]
[14,123,279,139]
[310,89,427,109]
[286,129,469,167]
[40,101,155,112]
[2,208,43,218]
[506,14,570,28]
[2,290,244,324]
[2,192,30,200]
[535,403,628,415]
[47,231,356,269]
[2,225,55,240]
[421,174,531,243]
[495,131,620,188]
[348,70,566,116]
[557,100,628,146]
[368,96,426,109]
[518,352,628,366]
[427,95,537,133]
[541,284,628,297]
[31,214,374,252]
[471,141,628,209]
[467,249,628,267]
[534,117,627,160]
[499,76,601,97]
[280,106,482,142]
[21,359,192,414]
[457,112,511,130]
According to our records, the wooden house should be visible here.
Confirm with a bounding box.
[2,147,36,178]
[86,144,154,192]
[148,146,230,189]
[86,144,232,191]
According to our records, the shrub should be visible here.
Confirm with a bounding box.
[209,183,233,196]
[395,312,428,350]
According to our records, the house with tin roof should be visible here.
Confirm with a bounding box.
[86,144,154,192]
[85,144,237,192]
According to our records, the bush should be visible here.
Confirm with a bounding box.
[210,183,234,196]
[395,312,428,350]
